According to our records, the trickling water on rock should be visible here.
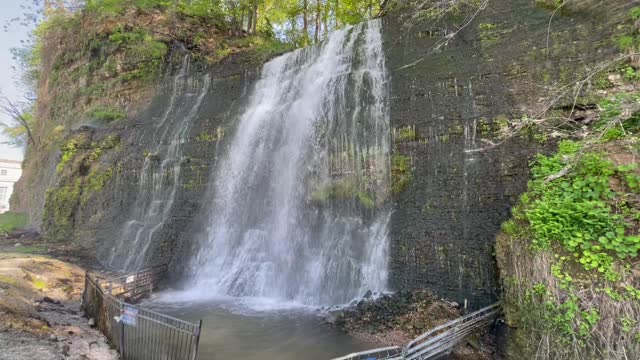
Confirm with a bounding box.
[187,19,391,306]
[109,55,212,270]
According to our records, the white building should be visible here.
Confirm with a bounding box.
[0,159,22,213]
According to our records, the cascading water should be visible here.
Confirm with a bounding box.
[109,55,212,270]
[187,19,390,306]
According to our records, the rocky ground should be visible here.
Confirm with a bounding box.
[326,290,499,359]
[0,232,117,360]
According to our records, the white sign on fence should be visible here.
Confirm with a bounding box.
[126,275,136,284]
[121,306,138,326]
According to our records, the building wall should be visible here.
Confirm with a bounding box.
[0,160,22,213]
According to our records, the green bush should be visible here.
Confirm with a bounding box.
[87,106,125,122]
[525,141,640,280]
[178,0,226,26]
[86,0,171,16]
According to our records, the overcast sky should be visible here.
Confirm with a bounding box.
[0,2,31,161]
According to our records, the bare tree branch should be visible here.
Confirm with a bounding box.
[0,90,37,146]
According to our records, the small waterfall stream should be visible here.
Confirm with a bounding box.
[109,55,212,270]
[187,19,391,306]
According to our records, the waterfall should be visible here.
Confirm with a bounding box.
[188,19,390,306]
[109,55,212,270]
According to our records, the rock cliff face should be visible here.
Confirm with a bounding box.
[13,0,633,307]
[384,0,632,306]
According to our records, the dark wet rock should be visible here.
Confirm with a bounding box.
[42,297,61,305]
[324,310,345,326]
[333,289,460,345]
[61,343,70,356]
[363,290,372,299]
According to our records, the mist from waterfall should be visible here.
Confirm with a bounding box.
[109,55,212,270]
[187,19,391,306]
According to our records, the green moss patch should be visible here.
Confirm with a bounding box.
[391,154,412,194]
[310,177,379,209]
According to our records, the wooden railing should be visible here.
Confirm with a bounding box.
[332,302,501,360]
[83,267,202,360]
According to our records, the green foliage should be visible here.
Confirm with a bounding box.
[86,0,172,16]
[622,66,640,81]
[524,141,639,281]
[616,35,636,51]
[43,179,82,241]
[57,138,83,173]
[0,212,29,232]
[86,168,115,194]
[391,154,412,193]
[178,0,225,26]
[621,165,640,192]
[220,35,295,61]
[594,92,640,139]
[601,126,625,142]
[86,106,126,123]
[108,26,168,81]
[0,106,36,147]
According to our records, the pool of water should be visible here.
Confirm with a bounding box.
[145,291,374,360]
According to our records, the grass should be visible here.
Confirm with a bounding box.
[0,275,17,285]
[86,105,125,123]
[10,245,48,254]
[0,212,29,233]
[32,279,47,290]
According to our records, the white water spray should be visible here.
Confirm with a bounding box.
[187,20,391,306]
[110,56,212,270]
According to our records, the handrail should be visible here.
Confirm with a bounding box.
[331,346,403,360]
[331,302,501,360]
[405,307,500,359]
[406,302,500,349]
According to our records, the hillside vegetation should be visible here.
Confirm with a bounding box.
[496,5,640,359]
[7,0,384,228]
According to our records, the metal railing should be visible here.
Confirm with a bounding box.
[83,268,202,360]
[332,302,501,360]
[101,265,168,303]
[332,346,404,360]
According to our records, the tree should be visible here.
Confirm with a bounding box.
[0,92,37,147]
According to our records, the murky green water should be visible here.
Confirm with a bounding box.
[148,293,373,360]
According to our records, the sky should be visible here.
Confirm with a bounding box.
[0,2,31,161]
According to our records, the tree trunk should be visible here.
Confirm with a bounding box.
[239,7,245,36]
[252,0,258,35]
[323,1,329,39]
[314,0,321,43]
[247,5,253,35]
[290,16,297,45]
[303,0,309,45]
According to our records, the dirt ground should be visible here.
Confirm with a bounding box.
[0,240,117,360]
